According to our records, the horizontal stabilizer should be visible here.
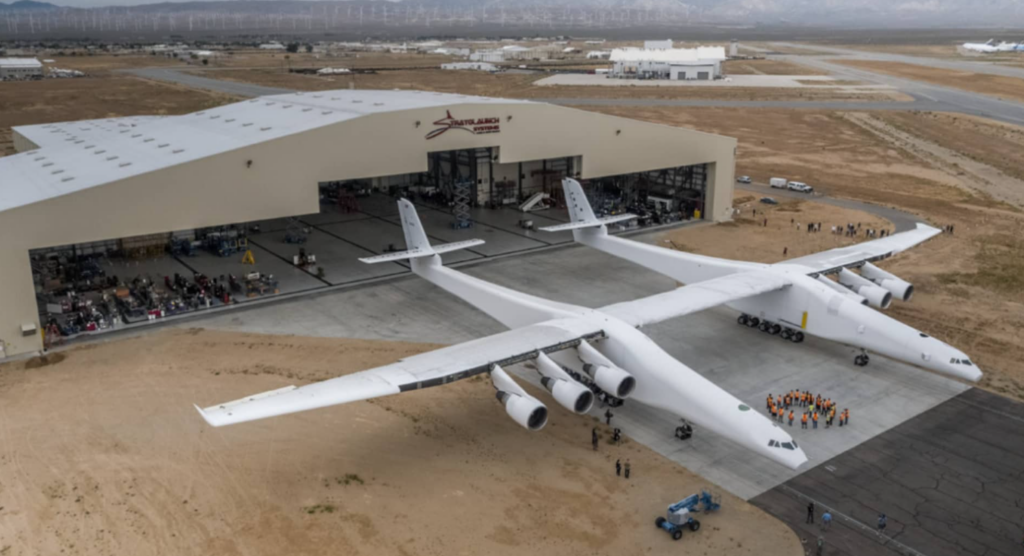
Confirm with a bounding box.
[359,239,484,264]
[539,214,637,233]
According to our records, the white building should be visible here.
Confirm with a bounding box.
[259,43,286,51]
[0,58,42,79]
[609,47,727,80]
[441,62,498,72]
[586,50,611,60]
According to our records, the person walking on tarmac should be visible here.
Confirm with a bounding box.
[789,410,795,427]
[813,411,819,429]
[802,412,809,429]
[605,409,614,426]
[615,459,622,477]
[806,502,815,524]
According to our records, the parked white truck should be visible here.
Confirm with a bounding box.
[769,177,787,189]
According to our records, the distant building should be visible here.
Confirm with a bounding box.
[0,58,42,79]
[609,47,727,80]
[259,43,286,51]
[586,51,611,60]
[644,39,673,50]
[441,62,498,72]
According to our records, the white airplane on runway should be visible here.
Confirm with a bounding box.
[962,39,1020,53]
[544,179,982,383]
[195,199,809,469]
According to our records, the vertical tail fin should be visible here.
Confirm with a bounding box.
[398,198,431,252]
[359,199,485,264]
[537,179,637,233]
[563,178,597,224]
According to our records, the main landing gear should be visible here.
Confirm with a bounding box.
[738,314,804,343]
[854,350,870,367]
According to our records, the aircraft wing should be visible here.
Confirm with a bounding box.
[783,223,942,275]
[600,271,792,328]
[195,318,604,427]
[538,214,638,232]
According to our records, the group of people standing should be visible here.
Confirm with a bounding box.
[767,390,850,430]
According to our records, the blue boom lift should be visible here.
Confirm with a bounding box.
[655,490,721,541]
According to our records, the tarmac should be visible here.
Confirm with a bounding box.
[536,73,894,90]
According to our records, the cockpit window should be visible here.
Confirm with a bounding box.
[768,440,777,447]
[963,360,973,366]
[781,442,795,450]
[920,333,929,338]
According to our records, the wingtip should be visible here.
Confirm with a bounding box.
[194,404,216,427]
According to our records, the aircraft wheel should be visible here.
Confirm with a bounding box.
[689,520,701,532]
[854,354,866,366]
[791,332,805,343]
[672,529,683,541]
[758,321,769,332]
[748,317,760,327]
[780,329,792,340]
[737,314,749,326]
[771,324,782,335]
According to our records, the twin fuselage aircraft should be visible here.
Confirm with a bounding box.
[196,179,979,470]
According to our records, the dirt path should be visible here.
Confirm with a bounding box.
[842,112,1024,207]
[0,329,802,556]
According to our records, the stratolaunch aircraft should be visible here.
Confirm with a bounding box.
[195,199,808,469]
[544,179,981,383]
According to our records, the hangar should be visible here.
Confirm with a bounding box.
[0,90,736,358]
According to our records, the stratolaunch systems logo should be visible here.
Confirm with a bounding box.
[425,110,501,139]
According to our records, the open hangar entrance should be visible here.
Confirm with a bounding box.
[0,90,736,358]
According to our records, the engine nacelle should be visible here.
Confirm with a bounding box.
[541,377,595,414]
[497,391,549,431]
[859,262,914,302]
[816,275,869,305]
[491,365,548,431]
[582,363,636,399]
[838,269,892,309]
[576,341,636,399]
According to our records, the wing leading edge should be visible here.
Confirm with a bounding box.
[195,318,605,428]
[784,223,942,275]
[600,271,792,328]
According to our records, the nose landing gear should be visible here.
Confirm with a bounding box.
[854,351,870,367]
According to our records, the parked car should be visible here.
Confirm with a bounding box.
[736,175,752,184]
[769,177,787,189]
[787,181,813,193]
[760,197,779,205]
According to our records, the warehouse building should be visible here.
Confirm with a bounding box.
[0,57,42,79]
[0,90,736,357]
[610,47,727,80]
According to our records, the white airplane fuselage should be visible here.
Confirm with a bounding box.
[577,230,981,382]
[412,255,808,468]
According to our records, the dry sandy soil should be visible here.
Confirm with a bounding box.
[581,105,1024,402]
[197,67,907,102]
[0,76,237,156]
[722,59,827,76]
[834,59,1024,104]
[0,329,801,556]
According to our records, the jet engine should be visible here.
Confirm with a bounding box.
[816,275,869,305]
[859,262,914,302]
[577,342,637,399]
[491,365,548,431]
[838,269,892,309]
[536,354,595,414]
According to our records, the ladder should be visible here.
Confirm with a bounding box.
[451,179,473,229]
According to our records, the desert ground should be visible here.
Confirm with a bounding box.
[834,59,1024,103]
[722,58,827,75]
[0,329,802,556]
[193,66,909,101]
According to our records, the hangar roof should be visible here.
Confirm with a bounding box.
[0,89,531,214]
